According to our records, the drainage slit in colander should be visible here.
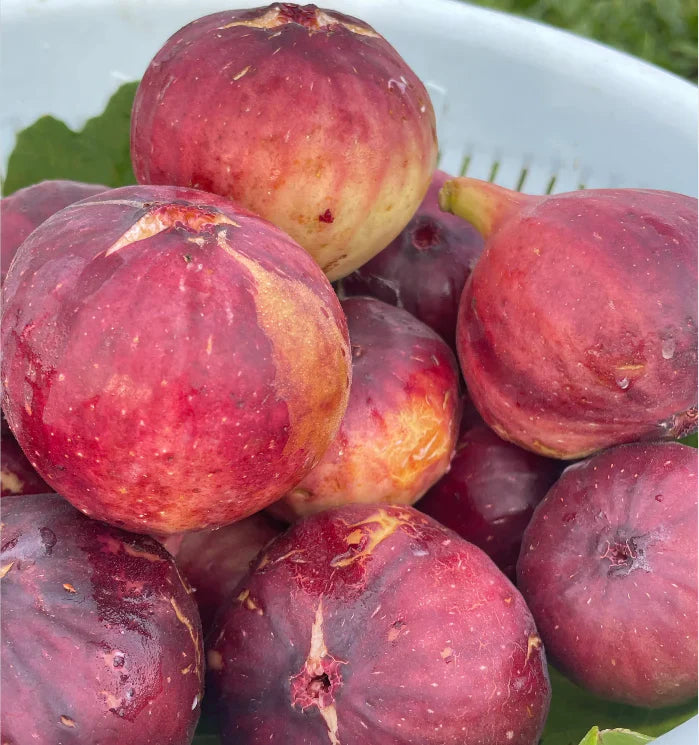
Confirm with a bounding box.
[459,154,472,176]
[545,175,557,194]
[515,167,528,192]
[488,160,500,183]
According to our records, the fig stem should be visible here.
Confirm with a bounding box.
[438,177,529,237]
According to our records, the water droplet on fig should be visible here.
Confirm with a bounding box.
[616,377,630,390]
[661,338,676,359]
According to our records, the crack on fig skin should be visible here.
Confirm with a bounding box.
[59,715,76,728]
[290,600,346,745]
[237,588,264,615]
[525,634,542,663]
[169,597,203,690]
[218,3,379,37]
[0,561,15,579]
[104,204,239,257]
[330,508,418,568]
[1,469,23,494]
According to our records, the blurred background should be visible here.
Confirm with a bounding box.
[467,0,698,80]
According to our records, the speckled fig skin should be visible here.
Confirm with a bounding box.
[270,297,461,520]
[207,504,550,744]
[440,179,698,459]
[130,3,437,281]
[417,423,562,579]
[1,426,54,497]
[1,180,108,284]
[339,170,483,347]
[517,442,698,707]
[1,493,203,744]
[1,184,351,535]
[172,514,283,634]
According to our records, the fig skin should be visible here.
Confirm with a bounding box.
[171,514,283,634]
[207,504,551,744]
[339,170,484,347]
[517,442,698,708]
[0,493,203,744]
[130,3,438,281]
[270,297,461,520]
[1,185,351,535]
[417,422,562,580]
[1,179,108,284]
[440,179,698,459]
[1,425,54,497]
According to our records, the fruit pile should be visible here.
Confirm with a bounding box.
[1,4,697,745]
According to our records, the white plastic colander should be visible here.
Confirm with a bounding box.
[1,0,697,742]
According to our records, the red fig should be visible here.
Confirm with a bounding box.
[207,504,551,744]
[517,442,698,707]
[172,514,283,634]
[270,296,461,520]
[339,170,484,347]
[1,179,108,284]
[131,3,437,280]
[1,494,203,744]
[417,423,562,579]
[1,185,351,535]
[440,178,698,459]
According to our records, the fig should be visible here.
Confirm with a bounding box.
[439,178,698,459]
[0,493,203,744]
[1,425,53,497]
[417,422,562,579]
[172,514,283,634]
[207,504,551,744]
[270,296,461,520]
[1,185,351,535]
[339,170,483,347]
[517,442,698,707]
[1,179,108,284]
[130,3,437,280]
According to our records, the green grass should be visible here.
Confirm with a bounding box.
[465,0,698,81]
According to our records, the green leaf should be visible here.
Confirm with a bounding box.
[542,666,697,745]
[579,726,655,745]
[3,82,139,196]
[680,433,698,448]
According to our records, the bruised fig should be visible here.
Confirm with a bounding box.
[517,442,698,707]
[131,3,437,280]
[440,178,698,459]
[0,494,203,744]
[417,423,562,579]
[1,426,53,497]
[171,514,283,633]
[1,185,350,535]
[1,179,108,283]
[207,504,551,744]
[270,297,461,520]
[339,170,484,347]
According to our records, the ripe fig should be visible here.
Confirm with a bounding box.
[1,425,53,497]
[171,514,283,634]
[517,442,698,707]
[339,170,483,347]
[417,422,562,579]
[1,179,108,284]
[1,185,351,535]
[207,504,551,744]
[440,178,698,459]
[131,3,437,280]
[1,494,203,744]
[270,297,461,520]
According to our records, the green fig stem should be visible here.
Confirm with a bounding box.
[438,177,531,238]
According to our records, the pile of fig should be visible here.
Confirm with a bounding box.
[1,3,697,744]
